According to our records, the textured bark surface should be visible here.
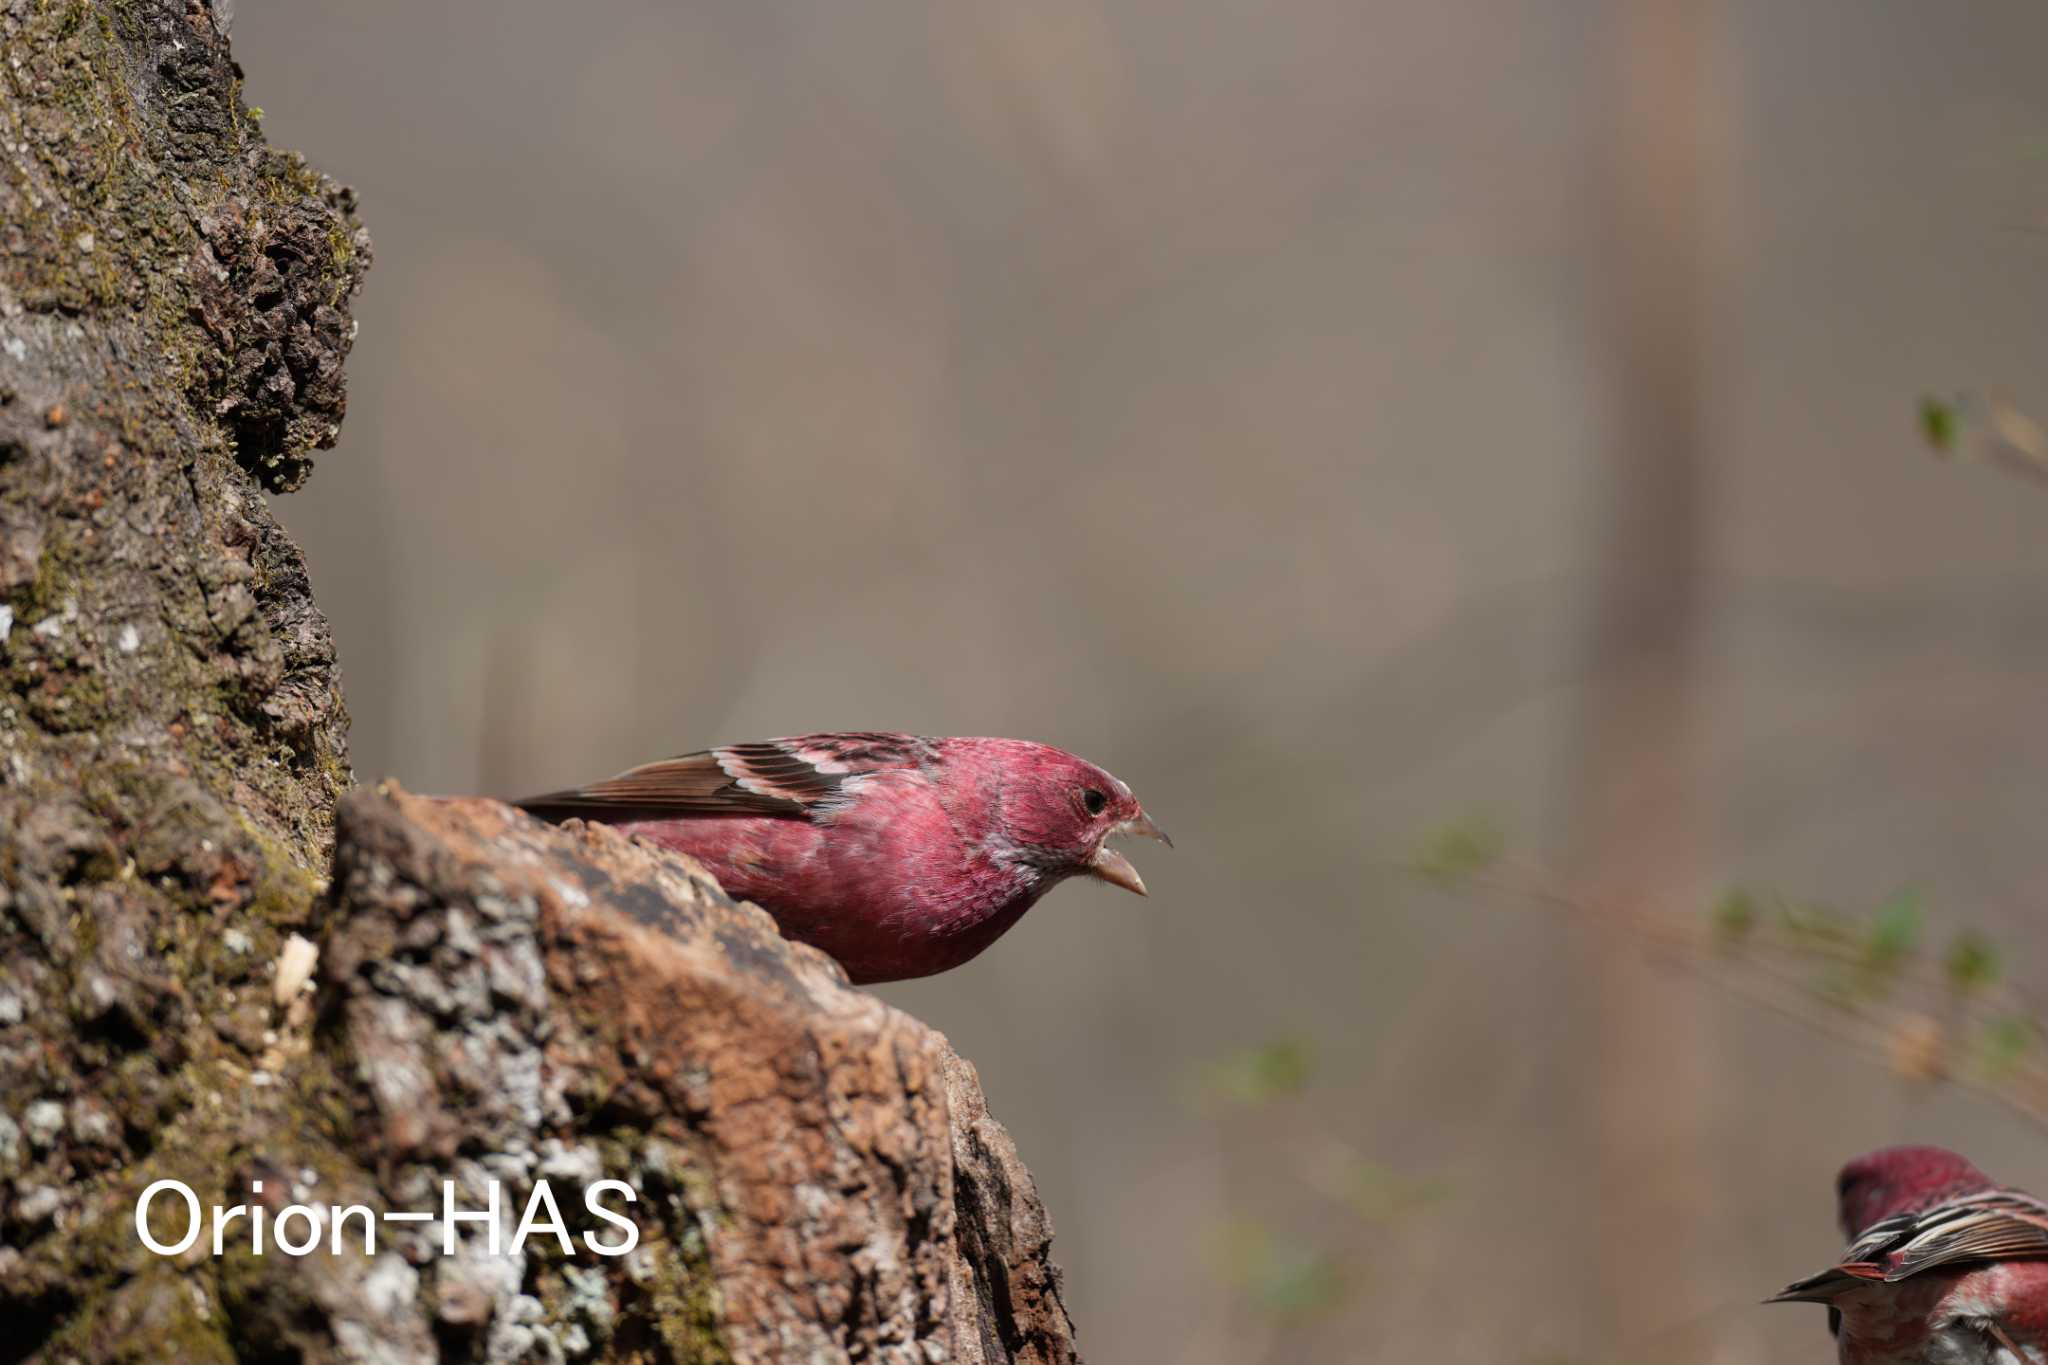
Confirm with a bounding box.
[320,789,1077,1365]
[0,3,1078,1361]
[2,0,366,1354]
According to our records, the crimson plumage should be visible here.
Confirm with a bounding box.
[515,732,1168,983]
[1771,1145,2048,1363]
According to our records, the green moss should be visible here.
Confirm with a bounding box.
[233,806,329,904]
[326,219,358,290]
[39,1259,235,1364]
[31,663,111,732]
[637,1234,730,1364]
[584,1130,731,1363]
[2,0,145,313]
[22,1104,236,1362]
[0,529,119,729]
[10,540,70,620]
[37,1023,367,1356]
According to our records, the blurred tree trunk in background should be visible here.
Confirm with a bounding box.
[1567,0,1728,1353]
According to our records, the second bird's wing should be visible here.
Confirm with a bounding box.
[1770,1187,2048,1307]
[1863,1189,2048,1281]
[514,731,934,823]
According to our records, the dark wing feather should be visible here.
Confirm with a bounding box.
[1841,1209,1925,1265]
[514,731,932,824]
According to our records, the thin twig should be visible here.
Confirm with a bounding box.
[1422,861,2048,1136]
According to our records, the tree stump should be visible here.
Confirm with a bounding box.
[0,4,1077,1360]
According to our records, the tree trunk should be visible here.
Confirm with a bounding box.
[0,4,1078,1361]
[1566,0,1724,1351]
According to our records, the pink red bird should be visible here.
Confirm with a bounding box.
[1772,1145,2048,1363]
[516,732,1169,983]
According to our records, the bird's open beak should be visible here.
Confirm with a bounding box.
[1124,811,1172,848]
[1086,811,1171,897]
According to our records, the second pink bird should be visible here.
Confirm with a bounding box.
[1772,1144,2048,1363]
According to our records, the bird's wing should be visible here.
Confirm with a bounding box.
[515,732,934,823]
[1873,1190,2048,1281]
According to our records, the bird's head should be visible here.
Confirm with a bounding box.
[1835,1145,1992,1239]
[954,739,1171,895]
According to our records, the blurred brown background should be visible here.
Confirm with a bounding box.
[238,2,2048,1360]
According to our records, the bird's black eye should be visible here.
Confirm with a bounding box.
[1081,787,1108,816]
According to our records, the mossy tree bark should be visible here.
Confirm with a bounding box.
[0,4,1078,1362]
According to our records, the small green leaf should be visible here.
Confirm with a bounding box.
[1332,1156,1453,1222]
[1865,890,1923,970]
[1978,1014,2035,1079]
[1920,395,1960,452]
[1252,1244,1344,1320]
[1710,887,1758,943]
[1943,930,2003,994]
[1215,1223,1347,1322]
[1200,1038,1314,1106]
[1410,812,1504,887]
